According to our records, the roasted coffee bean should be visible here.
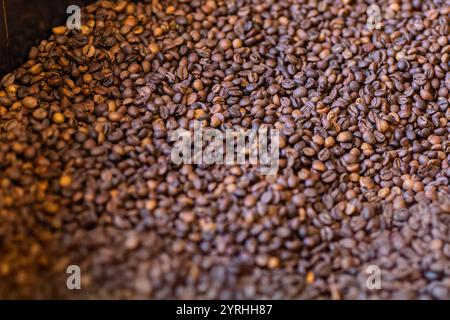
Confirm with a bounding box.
[322,170,337,184]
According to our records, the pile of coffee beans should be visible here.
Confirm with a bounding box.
[0,0,449,299]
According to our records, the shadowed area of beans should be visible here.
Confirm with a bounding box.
[0,0,449,299]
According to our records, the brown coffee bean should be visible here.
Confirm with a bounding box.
[336,131,352,143]
[22,96,38,109]
[312,160,326,172]
[108,112,122,122]
[32,108,48,120]
[321,170,337,183]
[52,112,65,124]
